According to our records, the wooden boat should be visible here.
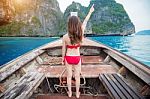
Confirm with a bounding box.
[0,38,150,99]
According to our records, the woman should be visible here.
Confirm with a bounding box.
[62,4,94,98]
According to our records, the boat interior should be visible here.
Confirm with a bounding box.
[0,38,150,99]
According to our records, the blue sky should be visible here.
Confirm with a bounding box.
[57,0,150,32]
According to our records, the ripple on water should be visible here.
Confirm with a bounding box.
[90,35,150,67]
[0,37,58,66]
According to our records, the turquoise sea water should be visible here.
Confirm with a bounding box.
[0,37,58,66]
[0,35,150,67]
[90,35,150,67]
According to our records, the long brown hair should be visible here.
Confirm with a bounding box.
[68,16,83,45]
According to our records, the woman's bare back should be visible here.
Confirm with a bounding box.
[63,34,80,56]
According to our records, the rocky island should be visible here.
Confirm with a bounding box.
[63,0,135,36]
[0,0,63,36]
[0,0,135,36]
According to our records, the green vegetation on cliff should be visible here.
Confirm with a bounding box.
[63,0,135,35]
[0,21,25,36]
[0,0,135,36]
[0,0,63,36]
[61,2,87,32]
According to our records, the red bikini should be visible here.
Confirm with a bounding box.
[64,44,81,65]
[66,44,80,49]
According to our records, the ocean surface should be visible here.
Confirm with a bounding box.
[0,37,58,66]
[0,33,150,67]
[90,35,150,67]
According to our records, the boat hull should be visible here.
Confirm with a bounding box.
[0,38,150,98]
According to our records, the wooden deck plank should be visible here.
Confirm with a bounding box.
[99,74,120,99]
[82,56,104,64]
[104,74,126,99]
[99,74,143,99]
[113,74,141,99]
[0,50,44,82]
[104,49,150,85]
[40,56,104,65]
[37,65,117,78]
[0,72,45,99]
[0,85,5,93]
[36,95,108,99]
[17,73,44,99]
[108,74,132,99]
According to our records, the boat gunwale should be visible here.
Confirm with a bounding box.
[0,39,60,81]
[88,38,150,85]
[42,45,105,51]
[0,38,60,68]
[1,38,150,83]
[41,38,150,85]
[88,38,150,71]
[41,38,150,76]
[1,37,150,71]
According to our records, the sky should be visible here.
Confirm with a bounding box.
[57,0,150,32]
[57,0,90,12]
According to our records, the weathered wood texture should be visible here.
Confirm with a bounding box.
[99,73,143,99]
[36,94,108,99]
[36,56,104,65]
[0,72,45,99]
[46,46,102,56]
[81,56,104,64]
[0,50,44,82]
[0,85,5,92]
[41,38,106,56]
[0,38,105,82]
[104,49,150,85]
[40,38,150,86]
[37,65,117,78]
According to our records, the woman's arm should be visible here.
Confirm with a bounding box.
[82,4,95,33]
[62,36,66,65]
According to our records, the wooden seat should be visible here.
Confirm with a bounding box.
[37,65,117,78]
[99,73,143,99]
[35,56,104,66]
[0,72,45,99]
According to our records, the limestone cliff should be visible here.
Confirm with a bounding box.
[0,0,63,36]
[63,0,135,35]
[0,0,135,36]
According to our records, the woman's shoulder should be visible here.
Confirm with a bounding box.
[63,33,69,39]
[62,33,70,42]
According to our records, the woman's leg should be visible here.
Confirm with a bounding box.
[74,59,81,98]
[65,61,72,97]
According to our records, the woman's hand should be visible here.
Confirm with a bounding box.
[89,4,94,13]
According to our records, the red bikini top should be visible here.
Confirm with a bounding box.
[66,44,80,49]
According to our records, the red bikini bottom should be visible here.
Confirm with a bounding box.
[64,56,81,65]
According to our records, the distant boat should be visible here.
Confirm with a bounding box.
[0,38,150,99]
[128,33,136,37]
